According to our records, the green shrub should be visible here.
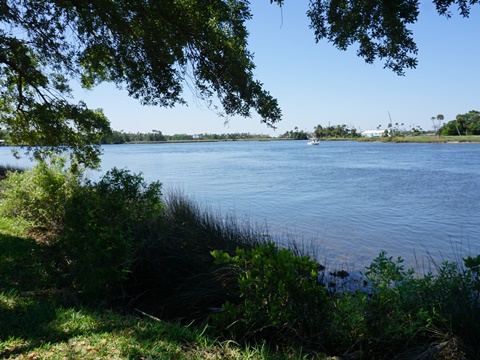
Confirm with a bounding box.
[363,252,435,354]
[0,157,82,237]
[464,254,480,290]
[308,251,480,358]
[0,164,25,180]
[211,242,329,344]
[322,252,434,356]
[327,290,368,353]
[0,160,165,303]
[346,251,480,358]
[55,168,164,301]
[417,258,480,356]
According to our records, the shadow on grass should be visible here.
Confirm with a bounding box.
[0,232,51,291]
[0,233,68,357]
[0,300,136,358]
[0,290,214,359]
[0,294,58,357]
[0,231,193,358]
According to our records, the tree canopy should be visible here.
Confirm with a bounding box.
[305,0,480,75]
[314,123,358,138]
[1,0,281,166]
[441,110,480,135]
[1,0,478,166]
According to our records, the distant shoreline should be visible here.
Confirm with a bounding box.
[1,136,479,148]
[111,135,480,145]
[107,138,293,144]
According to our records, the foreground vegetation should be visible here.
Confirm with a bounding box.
[1,161,480,359]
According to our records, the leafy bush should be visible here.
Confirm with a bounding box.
[0,157,82,237]
[0,160,164,302]
[362,252,435,355]
[55,168,164,300]
[464,254,480,290]
[332,295,369,351]
[333,251,480,358]
[417,258,480,357]
[323,252,473,357]
[211,242,329,343]
[0,164,25,180]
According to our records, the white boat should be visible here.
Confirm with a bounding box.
[307,139,319,145]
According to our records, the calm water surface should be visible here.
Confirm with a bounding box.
[2,140,479,267]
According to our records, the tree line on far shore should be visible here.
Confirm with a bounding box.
[1,109,478,147]
[99,123,361,144]
[440,110,480,136]
[102,109,480,144]
[101,131,274,144]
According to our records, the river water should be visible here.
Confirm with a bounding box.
[2,140,479,268]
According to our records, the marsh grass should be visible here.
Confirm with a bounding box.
[127,190,269,320]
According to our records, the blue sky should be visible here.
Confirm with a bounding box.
[74,2,480,136]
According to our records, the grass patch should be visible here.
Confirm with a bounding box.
[0,232,51,293]
[1,302,307,360]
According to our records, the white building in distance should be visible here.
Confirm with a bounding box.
[361,129,389,137]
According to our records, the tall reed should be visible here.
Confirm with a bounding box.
[128,190,269,320]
